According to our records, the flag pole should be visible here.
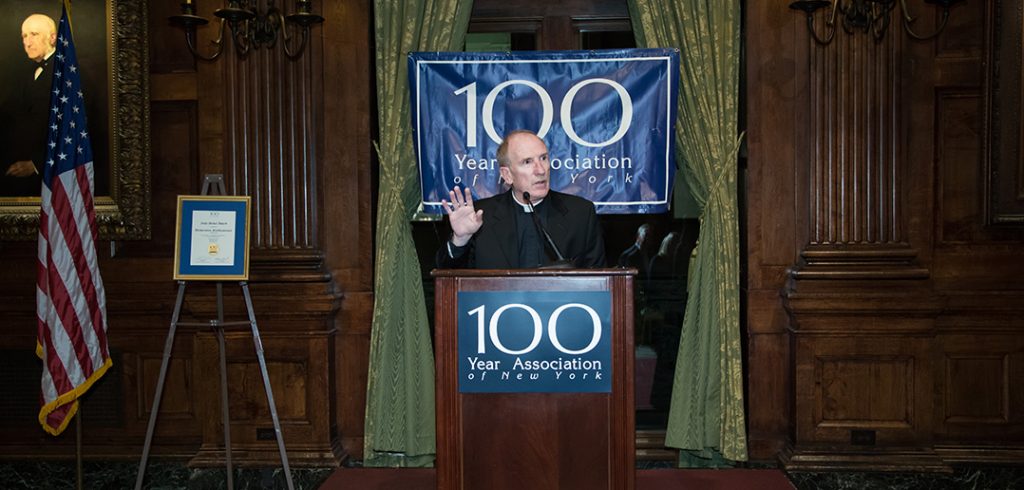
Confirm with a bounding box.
[76,407,83,490]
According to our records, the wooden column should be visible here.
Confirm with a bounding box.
[188,0,343,467]
[781,22,945,472]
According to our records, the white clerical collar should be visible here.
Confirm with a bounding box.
[511,192,544,213]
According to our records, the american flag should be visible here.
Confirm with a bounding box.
[36,6,112,436]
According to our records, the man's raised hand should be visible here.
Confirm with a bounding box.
[442,186,484,247]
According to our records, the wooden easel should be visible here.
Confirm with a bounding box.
[134,175,294,490]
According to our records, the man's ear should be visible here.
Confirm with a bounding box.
[499,166,511,186]
[49,32,57,46]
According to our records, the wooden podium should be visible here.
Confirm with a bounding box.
[433,269,635,490]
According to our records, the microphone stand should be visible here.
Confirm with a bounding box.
[523,192,574,269]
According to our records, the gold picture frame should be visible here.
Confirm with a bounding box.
[0,0,149,240]
[173,195,251,281]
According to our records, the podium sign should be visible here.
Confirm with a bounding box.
[434,269,635,490]
[458,291,612,393]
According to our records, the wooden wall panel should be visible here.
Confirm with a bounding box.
[337,291,373,459]
[126,324,203,456]
[320,0,376,461]
[743,331,790,458]
[743,1,803,461]
[148,1,195,74]
[943,355,1008,423]
[936,333,1024,443]
[191,320,339,467]
[139,356,194,418]
[224,360,309,421]
[147,101,199,254]
[937,92,984,244]
[750,0,1024,471]
[818,357,914,429]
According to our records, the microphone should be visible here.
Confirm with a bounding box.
[523,191,573,269]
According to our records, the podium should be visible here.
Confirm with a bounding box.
[433,269,635,490]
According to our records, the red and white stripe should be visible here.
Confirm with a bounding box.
[36,160,111,435]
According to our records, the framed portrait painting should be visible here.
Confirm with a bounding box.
[0,0,149,240]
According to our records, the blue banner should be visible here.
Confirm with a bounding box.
[409,49,679,214]
[457,291,612,393]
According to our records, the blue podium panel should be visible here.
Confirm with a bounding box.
[457,291,612,393]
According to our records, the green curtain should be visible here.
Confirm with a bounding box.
[627,0,747,465]
[364,0,472,468]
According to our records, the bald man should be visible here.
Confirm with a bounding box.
[436,130,605,269]
[1,14,56,195]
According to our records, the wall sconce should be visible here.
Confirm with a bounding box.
[171,0,324,60]
[789,0,965,45]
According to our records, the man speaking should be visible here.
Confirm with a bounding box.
[436,130,605,269]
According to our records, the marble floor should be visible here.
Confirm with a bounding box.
[0,461,331,490]
[788,466,1024,490]
[0,460,1022,489]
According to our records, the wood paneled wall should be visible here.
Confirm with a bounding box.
[0,0,374,465]
[1,0,1020,471]
[747,0,1024,470]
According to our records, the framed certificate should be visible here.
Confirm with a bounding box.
[173,195,251,281]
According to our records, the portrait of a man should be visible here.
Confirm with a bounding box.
[0,1,109,198]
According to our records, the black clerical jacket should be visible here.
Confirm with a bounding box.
[436,190,605,269]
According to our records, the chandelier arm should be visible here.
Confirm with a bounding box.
[173,1,320,59]
[902,7,951,41]
[899,0,917,24]
[871,5,893,41]
[796,2,837,45]
[184,27,224,62]
[272,9,288,47]
[230,20,252,57]
[838,1,854,34]
[792,0,956,45]
[281,24,310,59]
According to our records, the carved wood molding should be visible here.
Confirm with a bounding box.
[789,245,929,281]
[784,292,943,319]
[248,250,334,282]
[807,27,902,246]
[222,43,319,251]
[780,444,952,473]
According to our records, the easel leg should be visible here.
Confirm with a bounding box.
[135,282,187,490]
[216,282,234,490]
[241,282,295,490]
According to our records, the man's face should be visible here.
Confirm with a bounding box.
[22,16,55,63]
[500,133,550,203]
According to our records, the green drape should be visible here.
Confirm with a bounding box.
[627,0,747,464]
[365,0,472,468]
